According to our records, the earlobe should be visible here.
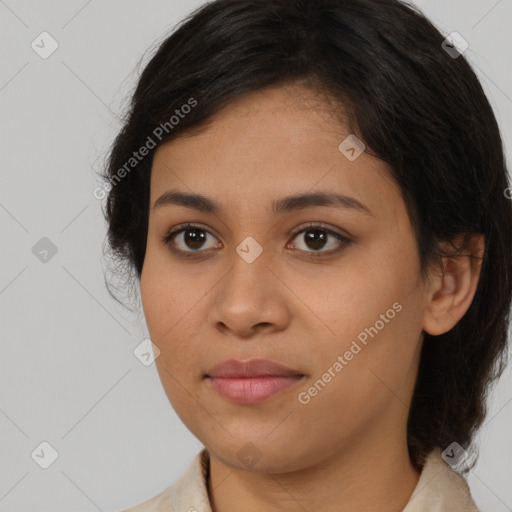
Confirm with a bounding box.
[422,234,484,336]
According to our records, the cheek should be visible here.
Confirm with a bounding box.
[140,245,184,336]
[293,233,420,341]
[292,304,423,450]
[294,233,424,401]
[140,250,206,376]
[141,262,203,415]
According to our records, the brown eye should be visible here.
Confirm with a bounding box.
[302,229,328,251]
[180,227,208,250]
[289,224,352,256]
[161,222,352,259]
[161,223,220,254]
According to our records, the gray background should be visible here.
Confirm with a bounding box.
[0,1,511,511]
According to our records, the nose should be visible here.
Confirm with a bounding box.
[208,248,290,339]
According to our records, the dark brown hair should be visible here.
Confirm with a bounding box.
[99,0,512,471]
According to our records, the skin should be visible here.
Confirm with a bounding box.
[140,83,484,512]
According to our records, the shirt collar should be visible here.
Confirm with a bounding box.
[144,446,479,512]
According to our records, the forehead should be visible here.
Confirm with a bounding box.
[149,84,402,221]
[155,84,346,157]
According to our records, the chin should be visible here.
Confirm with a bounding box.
[204,432,321,474]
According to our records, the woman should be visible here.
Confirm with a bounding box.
[100,0,512,510]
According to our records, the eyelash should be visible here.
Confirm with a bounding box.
[160,222,352,259]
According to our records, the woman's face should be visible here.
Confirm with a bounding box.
[140,83,430,472]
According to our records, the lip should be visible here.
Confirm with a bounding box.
[205,359,306,404]
[205,358,304,378]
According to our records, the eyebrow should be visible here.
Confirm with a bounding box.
[153,190,374,216]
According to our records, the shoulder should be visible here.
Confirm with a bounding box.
[120,448,211,512]
[403,447,480,512]
[120,485,174,512]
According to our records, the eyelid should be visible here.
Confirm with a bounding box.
[288,221,352,240]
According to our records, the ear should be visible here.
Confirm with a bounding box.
[422,233,485,336]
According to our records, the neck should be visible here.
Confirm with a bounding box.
[207,428,421,512]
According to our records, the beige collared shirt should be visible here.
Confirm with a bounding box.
[122,447,480,511]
